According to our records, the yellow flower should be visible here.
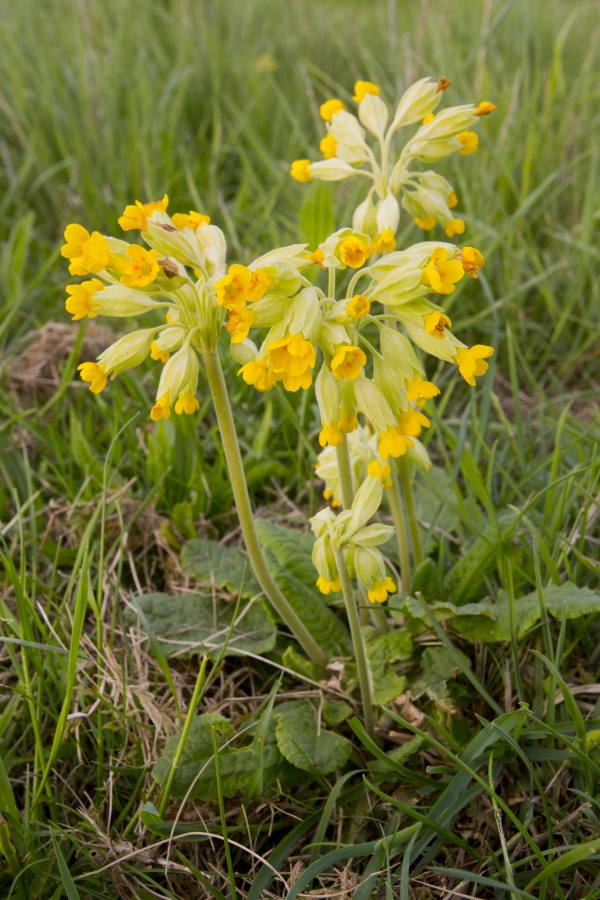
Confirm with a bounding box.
[151,392,171,421]
[368,576,396,604]
[215,264,252,310]
[455,345,494,386]
[118,194,169,232]
[353,80,380,103]
[398,409,430,437]
[305,248,325,268]
[246,268,272,301]
[78,361,107,394]
[474,101,496,117]
[447,190,458,208]
[378,428,413,461]
[319,423,344,448]
[317,575,342,595]
[347,295,370,319]
[290,159,312,182]
[338,410,358,433]
[424,310,452,338]
[422,112,434,125]
[458,131,478,154]
[414,215,436,230]
[339,236,372,268]
[238,358,277,392]
[226,307,256,343]
[370,228,396,255]
[151,341,170,364]
[62,226,113,276]
[406,377,441,403]
[320,134,338,159]
[331,345,367,381]
[422,248,464,294]
[460,246,485,278]
[116,245,161,287]
[445,218,465,237]
[280,371,313,392]
[437,77,452,92]
[320,99,346,122]
[367,459,391,483]
[268,333,316,380]
[171,210,211,230]
[65,278,104,320]
[175,391,200,415]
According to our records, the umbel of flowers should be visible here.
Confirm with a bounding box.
[290,77,495,249]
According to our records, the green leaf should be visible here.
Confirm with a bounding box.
[282,645,321,682]
[413,465,460,554]
[364,627,412,704]
[50,831,82,900]
[180,538,261,597]
[387,735,424,764]
[266,551,352,656]
[152,713,296,799]
[275,701,352,775]
[254,519,318,590]
[412,558,438,603]
[125,591,277,659]
[450,582,600,642]
[411,646,472,706]
[322,700,353,727]
[300,182,335,250]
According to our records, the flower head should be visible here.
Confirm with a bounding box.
[474,101,496,116]
[226,308,256,343]
[238,358,276,392]
[118,195,169,232]
[65,278,104,320]
[370,229,396,255]
[320,134,338,159]
[422,248,464,294]
[353,80,380,103]
[290,159,312,182]
[305,248,325,268]
[268,333,316,391]
[171,210,211,230]
[331,345,367,381]
[406,377,440,404]
[62,225,113,276]
[424,310,452,338]
[455,345,494,386]
[460,246,485,278]
[368,576,396,604]
[116,245,161,287]
[458,131,478,154]
[339,236,372,268]
[347,295,370,319]
[320,99,346,122]
[151,392,171,421]
[215,264,253,310]
[414,215,436,230]
[78,362,107,394]
[445,218,465,237]
[316,575,342,595]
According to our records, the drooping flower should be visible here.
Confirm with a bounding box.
[455,345,494,386]
[116,246,161,287]
[422,248,464,294]
[458,131,478,154]
[320,99,346,122]
[65,278,104,320]
[77,362,107,394]
[353,80,380,103]
[290,159,312,182]
[331,345,367,381]
[171,210,211,230]
[460,246,485,278]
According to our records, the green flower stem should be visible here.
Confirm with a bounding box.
[328,266,336,299]
[389,463,411,595]
[336,437,388,633]
[202,348,328,671]
[333,546,375,741]
[399,455,423,566]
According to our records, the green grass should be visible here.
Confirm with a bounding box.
[1,0,600,897]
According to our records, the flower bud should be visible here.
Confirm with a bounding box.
[358,93,388,138]
[416,105,477,141]
[328,110,366,147]
[352,191,378,235]
[368,262,426,306]
[230,338,258,366]
[353,375,397,434]
[354,545,387,590]
[98,327,157,377]
[312,533,338,582]
[348,474,384,535]
[407,437,432,472]
[320,228,372,270]
[380,326,424,383]
[408,137,462,163]
[310,507,337,537]
[88,284,166,318]
[373,356,408,415]
[351,522,395,547]
[390,77,441,130]
[308,159,357,182]
[315,366,342,446]
[376,194,400,234]
[156,343,200,405]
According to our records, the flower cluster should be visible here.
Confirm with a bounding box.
[315,423,431,508]
[310,462,396,602]
[291,77,495,246]
[235,229,493,464]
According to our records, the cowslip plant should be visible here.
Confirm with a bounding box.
[57,75,496,734]
[290,76,495,248]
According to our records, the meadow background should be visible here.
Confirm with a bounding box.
[1,0,600,897]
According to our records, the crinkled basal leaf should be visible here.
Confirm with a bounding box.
[365,627,413,704]
[411,646,471,706]
[412,557,439,603]
[444,512,518,606]
[265,551,352,656]
[282,645,322,683]
[180,538,261,597]
[450,582,600,642]
[255,519,320,591]
[397,595,496,624]
[387,735,424,764]
[125,592,276,660]
[274,700,352,775]
[322,699,353,727]
[413,465,461,555]
[152,714,298,799]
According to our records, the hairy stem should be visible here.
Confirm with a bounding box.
[389,463,411,595]
[202,348,328,670]
[336,437,388,632]
[334,547,375,740]
[399,455,423,566]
